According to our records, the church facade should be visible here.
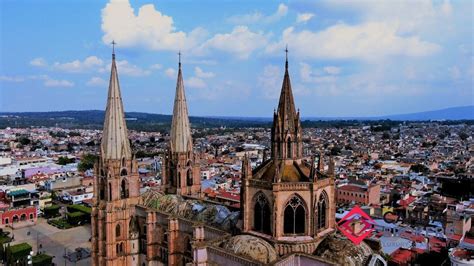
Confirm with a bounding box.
[91,49,383,266]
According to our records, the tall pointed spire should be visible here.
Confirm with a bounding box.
[101,43,132,160]
[277,45,297,132]
[170,53,193,153]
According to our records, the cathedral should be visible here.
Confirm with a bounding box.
[91,48,385,266]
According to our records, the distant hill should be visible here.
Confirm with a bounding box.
[0,110,269,131]
[0,106,472,131]
[303,106,474,121]
[377,106,474,121]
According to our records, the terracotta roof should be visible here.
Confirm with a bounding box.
[216,191,240,202]
[390,248,416,264]
[448,234,463,241]
[398,195,417,207]
[452,248,474,260]
[400,231,425,243]
[339,185,366,192]
[429,237,446,253]
[464,236,474,245]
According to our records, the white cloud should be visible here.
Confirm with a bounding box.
[320,0,454,35]
[44,78,74,88]
[194,67,215,78]
[323,66,341,75]
[1,75,74,88]
[165,68,176,79]
[296,13,314,24]
[197,26,268,59]
[227,12,262,25]
[101,0,206,51]
[186,59,217,65]
[115,60,151,76]
[0,75,26,82]
[258,65,282,99]
[440,0,453,16]
[53,56,104,73]
[448,66,461,80]
[30,57,47,67]
[86,77,108,87]
[99,60,151,76]
[227,3,288,24]
[187,77,207,89]
[299,63,337,83]
[31,54,151,77]
[266,23,440,61]
[150,64,162,70]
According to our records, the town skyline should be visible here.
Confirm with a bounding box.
[1,0,472,117]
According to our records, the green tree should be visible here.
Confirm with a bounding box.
[57,157,74,165]
[5,243,11,265]
[68,131,81,137]
[330,146,341,155]
[410,163,428,173]
[0,242,4,263]
[78,153,98,172]
[18,137,31,146]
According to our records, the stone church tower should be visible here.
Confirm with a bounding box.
[242,51,336,256]
[162,57,201,197]
[91,48,141,266]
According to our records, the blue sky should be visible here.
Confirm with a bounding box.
[0,0,472,117]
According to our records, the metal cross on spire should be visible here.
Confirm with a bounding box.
[178,50,181,68]
[111,40,116,59]
[285,44,289,69]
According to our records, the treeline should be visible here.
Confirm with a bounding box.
[1,111,473,131]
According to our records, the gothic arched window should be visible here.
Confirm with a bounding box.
[317,191,329,230]
[120,179,129,199]
[283,195,306,235]
[99,177,106,200]
[129,216,139,237]
[116,224,121,237]
[121,169,128,176]
[184,237,192,257]
[287,138,292,159]
[277,143,281,158]
[108,182,112,201]
[170,165,175,186]
[186,169,193,186]
[254,192,271,234]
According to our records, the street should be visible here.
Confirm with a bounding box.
[7,218,91,266]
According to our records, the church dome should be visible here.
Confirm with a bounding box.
[222,235,277,264]
[256,159,310,182]
[313,233,374,266]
